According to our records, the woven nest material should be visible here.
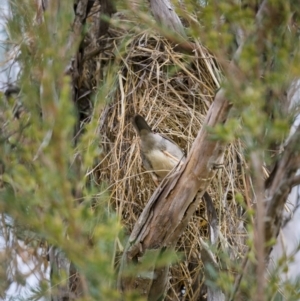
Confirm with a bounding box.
[85,19,249,300]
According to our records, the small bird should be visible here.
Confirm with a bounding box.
[132,114,185,183]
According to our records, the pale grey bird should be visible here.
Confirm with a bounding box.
[132,114,185,183]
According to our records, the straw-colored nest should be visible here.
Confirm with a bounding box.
[84,16,248,300]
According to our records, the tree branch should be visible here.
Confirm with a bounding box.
[148,0,186,38]
[118,88,231,299]
[265,126,300,257]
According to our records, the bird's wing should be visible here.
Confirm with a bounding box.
[162,150,185,165]
[159,132,180,147]
[159,134,185,158]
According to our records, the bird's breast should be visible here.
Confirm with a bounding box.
[145,149,177,178]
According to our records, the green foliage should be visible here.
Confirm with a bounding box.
[1,0,300,300]
[0,1,123,299]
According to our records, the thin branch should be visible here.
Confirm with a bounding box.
[250,151,265,301]
[228,248,250,301]
[70,0,90,48]
[265,125,300,256]
[287,175,300,188]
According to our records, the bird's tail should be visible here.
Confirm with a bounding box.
[132,115,152,135]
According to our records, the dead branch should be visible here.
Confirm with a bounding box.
[118,87,231,300]
[148,0,186,38]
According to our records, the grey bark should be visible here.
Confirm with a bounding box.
[202,192,225,301]
[148,0,186,38]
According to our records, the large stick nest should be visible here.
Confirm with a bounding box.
[83,15,249,300]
